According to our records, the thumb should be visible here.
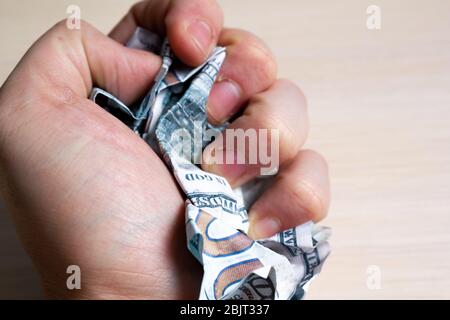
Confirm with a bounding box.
[4,19,161,106]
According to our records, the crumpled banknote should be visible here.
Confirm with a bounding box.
[90,27,331,300]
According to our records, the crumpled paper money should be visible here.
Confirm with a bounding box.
[90,27,331,300]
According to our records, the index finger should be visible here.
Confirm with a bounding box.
[109,0,224,66]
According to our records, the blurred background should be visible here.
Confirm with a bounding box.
[1,0,449,299]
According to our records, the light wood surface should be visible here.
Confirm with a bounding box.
[1,0,449,299]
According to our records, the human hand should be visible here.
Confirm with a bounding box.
[0,0,330,299]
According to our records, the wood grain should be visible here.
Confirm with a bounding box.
[1,0,449,299]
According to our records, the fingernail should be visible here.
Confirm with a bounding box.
[207,79,242,124]
[187,19,213,59]
[248,215,281,240]
[202,143,247,185]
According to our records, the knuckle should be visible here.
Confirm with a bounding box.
[244,39,277,86]
[249,78,309,152]
[222,28,277,89]
[291,178,327,222]
[53,18,87,32]
[302,149,329,173]
[246,102,289,136]
[275,78,307,108]
[53,19,68,30]
[247,108,299,160]
[51,19,74,37]
[50,19,90,45]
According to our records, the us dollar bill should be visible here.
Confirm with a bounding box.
[90,27,331,300]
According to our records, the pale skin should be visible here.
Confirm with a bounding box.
[0,0,330,299]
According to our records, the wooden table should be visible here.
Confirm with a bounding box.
[1,0,449,299]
